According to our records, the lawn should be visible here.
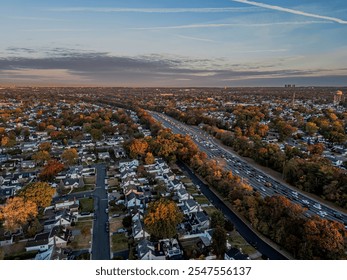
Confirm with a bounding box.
[202,206,218,216]
[186,186,198,195]
[228,230,258,256]
[111,233,128,252]
[1,242,27,260]
[79,197,94,213]
[69,221,92,250]
[194,195,210,205]
[84,176,96,185]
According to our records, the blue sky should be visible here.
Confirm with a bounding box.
[0,0,346,86]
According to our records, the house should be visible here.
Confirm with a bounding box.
[21,160,36,169]
[34,245,69,260]
[132,219,150,241]
[136,239,166,260]
[181,199,199,214]
[169,179,183,191]
[177,188,190,201]
[224,248,250,260]
[26,226,71,252]
[159,238,183,259]
[59,177,84,189]
[43,211,77,231]
[119,159,139,169]
[98,152,110,161]
[54,199,79,214]
[126,192,142,209]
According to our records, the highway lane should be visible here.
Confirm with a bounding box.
[150,111,347,228]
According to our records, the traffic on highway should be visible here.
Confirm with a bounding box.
[150,111,347,228]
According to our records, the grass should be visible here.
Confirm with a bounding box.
[84,176,96,185]
[79,197,94,213]
[0,242,27,260]
[71,185,94,193]
[228,230,257,256]
[194,195,209,205]
[186,186,198,195]
[181,177,193,184]
[108,178,119,187]
[69,221,92,250]
[202,206,218,216]
[111,233,128,252]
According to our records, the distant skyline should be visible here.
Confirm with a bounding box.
[1,0,347,87]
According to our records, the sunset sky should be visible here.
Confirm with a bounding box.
[1,0,347,87]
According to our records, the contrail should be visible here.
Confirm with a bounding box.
[233,0,347,24]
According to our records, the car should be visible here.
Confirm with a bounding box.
[302,200,310,205]
[116,228,127,233]
[112,214,120,218]
[105,208,109,214]
[333,212,342,219]
[318,211,328,217]
[313,203,321,210]
[93,214,97,220]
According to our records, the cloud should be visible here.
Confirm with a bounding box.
[47,7,256,13]
[130,21,331,30]
[175,35,218,43]
[232,0,347,24]
[0,50,346,86]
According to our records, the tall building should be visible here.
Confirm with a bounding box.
[333,90,343,105]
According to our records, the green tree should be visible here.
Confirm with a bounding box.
[212,226,227,259]
[210,211,225,229]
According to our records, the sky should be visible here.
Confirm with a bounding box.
[0,0,347,87]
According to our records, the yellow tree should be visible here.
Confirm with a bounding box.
[32,150,51,166]
[61,148,78,166]
[19,182,55,208]
[144,152,155,165]
[0,197,38,232]
[128,138,148,158]
[144,198,183,239]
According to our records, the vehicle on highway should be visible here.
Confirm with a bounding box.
[313,203,321,210]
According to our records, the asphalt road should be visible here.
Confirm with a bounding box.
[178,161,287,260]
[91,163,110,260]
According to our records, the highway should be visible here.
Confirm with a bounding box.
[150,111,347,228]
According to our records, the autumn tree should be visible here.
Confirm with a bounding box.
[32,150,51,166]
[61,148,78,166]
[39,159,65,181]
[144,152,155,165]
[38,142,52,152]
[128,138,148,158]
[18,182,55,209]
[0,197,38,232]
[144,198,183,239]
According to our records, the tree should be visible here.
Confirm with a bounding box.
[210,211,225,229]
[306,122,319,136]
[39,159,65,181]
[18,182,55,209]
[61,148,78,165]
[212,226,227,259]
[128,138,148,158]
[38,142,51,152]
[32,150,51,166]
[144,152,155,165]
[144,198,183,239]
[0,197,38,232]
